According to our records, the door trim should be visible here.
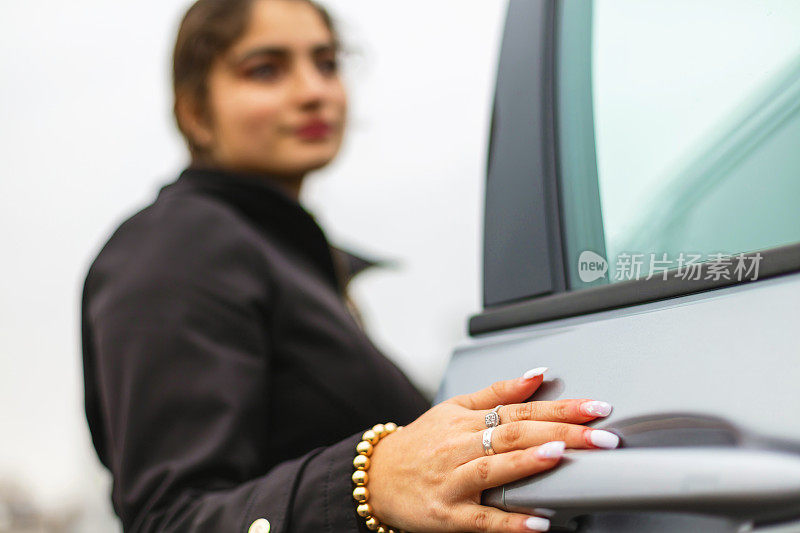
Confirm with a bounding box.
[470,242,800,335]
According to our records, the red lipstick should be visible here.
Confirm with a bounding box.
[295,119,331,140]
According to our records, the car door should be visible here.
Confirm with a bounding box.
[436,1,800,531]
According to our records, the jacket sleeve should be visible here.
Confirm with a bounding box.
[81,211,373,532]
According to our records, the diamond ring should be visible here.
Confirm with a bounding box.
[485,404,503,428]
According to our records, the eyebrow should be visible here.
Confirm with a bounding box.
[235,43,337,64]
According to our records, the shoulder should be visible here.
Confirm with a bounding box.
[84,183,271,317]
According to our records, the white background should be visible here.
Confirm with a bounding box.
[0,1,508,528]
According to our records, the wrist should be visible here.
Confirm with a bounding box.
[352,422,403,532]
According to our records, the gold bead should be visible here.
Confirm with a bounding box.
[377,527,387,533]
[384,422,398,433]
[353,486,369,502]
[353,454,370,470]
[365,517,380,530]
[356,440,373,456]
[352,469,368,485]
[362,430,379,445]
[356,503,373,518]
[372,424,386,437]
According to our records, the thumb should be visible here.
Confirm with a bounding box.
[449,367,548,410]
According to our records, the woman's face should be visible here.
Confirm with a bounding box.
[197,0,347,181]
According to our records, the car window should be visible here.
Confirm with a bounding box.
[557,0,800,289]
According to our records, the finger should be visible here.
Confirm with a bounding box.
[456,440,565,493]
[476,420,620,455]
[448,367,549,410]
[477,399,613,429]
[458,504,553,532]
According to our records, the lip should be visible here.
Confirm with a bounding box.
[295,119,332,140]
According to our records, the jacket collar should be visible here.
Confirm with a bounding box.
[168,165,381,292]
[330,246,383,285]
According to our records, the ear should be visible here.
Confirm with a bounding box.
[175,92,215,151]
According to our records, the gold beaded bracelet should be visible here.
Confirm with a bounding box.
[352,422,404,533]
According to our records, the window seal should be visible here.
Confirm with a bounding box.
[470,242,800,336]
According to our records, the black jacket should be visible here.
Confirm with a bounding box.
[81,166,431,532]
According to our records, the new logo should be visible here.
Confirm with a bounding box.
[578,251,608,283]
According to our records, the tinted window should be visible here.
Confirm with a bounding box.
[557,0,800,288]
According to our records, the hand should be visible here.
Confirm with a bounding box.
[366,367,618,532]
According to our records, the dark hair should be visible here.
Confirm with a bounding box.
[171,0,339,160]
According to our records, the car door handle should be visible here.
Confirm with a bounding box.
[482,447,800,529]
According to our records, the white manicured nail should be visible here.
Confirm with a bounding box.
[536,440,565,459]
[525,516,551,531]
[589,429,620,449]
[580,400,613,417]
[522,367,548,380]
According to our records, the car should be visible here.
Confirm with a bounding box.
[435,1,800,531]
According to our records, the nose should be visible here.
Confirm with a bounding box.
[292,59,328,107]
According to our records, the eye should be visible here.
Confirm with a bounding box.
[316,57,339,76]
[246,63,280,80]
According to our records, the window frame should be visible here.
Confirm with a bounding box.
[481,0,566,308]
[472,0,800,336]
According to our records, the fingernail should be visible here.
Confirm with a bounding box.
[522,367,548,380]
[525,516,551,531]
[580,400,613,417]
[588,429,620,449]
[536,440,565,459]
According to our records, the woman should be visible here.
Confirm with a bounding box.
[80,1,620,532]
